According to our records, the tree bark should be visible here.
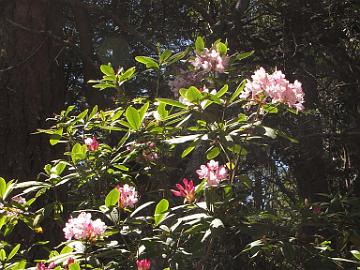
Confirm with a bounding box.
[0,0,65,182]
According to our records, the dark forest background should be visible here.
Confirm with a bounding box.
[0,0,359,203]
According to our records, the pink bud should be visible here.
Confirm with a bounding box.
[136,259,151,270]
[84,136,99,151]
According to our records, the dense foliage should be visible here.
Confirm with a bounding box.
[1,37,360,270]
[0,1,359,270]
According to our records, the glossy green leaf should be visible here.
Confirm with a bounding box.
[215,84,229,98]
[195,36,205,53]
[125,106,141,130]
[156,98,187,109]
[181,145,196,158]
[105,188,120,207]
[113,164,129,171]
[230,80,246,103]
[216,42,227,56]
[120,66,136,81]
[50,128,63,146]
[206,146,221,159]
[135,56,159,69]
[154,199,169,226]
[156,102,168,120]
[71,143,87,164]
[351,250,360,261]
[160,49,172,63]
[100,64,115,76]
[69,263,81,270]
[7,244,20,261]
[0,177,6,199]
[236,50,255,61]
[139,102,149,123]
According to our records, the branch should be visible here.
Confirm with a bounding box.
[0,38,47,73]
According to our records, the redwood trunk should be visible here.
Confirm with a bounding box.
[0,0,65,181]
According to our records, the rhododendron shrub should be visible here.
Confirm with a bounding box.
[1,37,353,270]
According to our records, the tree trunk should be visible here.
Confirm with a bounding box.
[0,0,65,182]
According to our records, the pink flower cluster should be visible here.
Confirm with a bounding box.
[136,259,151,270]
[191,48,229,73]
[240,67,305,111]
[63,212,106,241]
[141,142,159,162]
[168,70,202,97]
[84,136,99,151]
[128,142,160,163]
[196,160,228,186]
[171,178,195,203]
[118,184,139,208]
[36,262,56,270]
[11,195,26,204]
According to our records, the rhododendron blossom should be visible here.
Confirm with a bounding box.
[136,259,151,270]
[168,70,202,97]
[171,178,195,203]
[11,195,26,204]
[84,136,99,151]
[63,212,106,241]
[191,48,229,73]
[240,67,304,110]
[118,184,139,208]
[196,160,228,186]
[36,262,56,270]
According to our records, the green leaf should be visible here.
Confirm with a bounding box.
[167,49,188,64]
[160,49,172,64]
[135,56,159,69]
[76,109,88,120]
[195,179,207,194]
[112,164,129,171]
[228,144,247,156]
[50,128,63,146]
[236,50,255,61]
[0,177,6,199]
[262,126,277,139]
[206,146,221,159]
[7,244,20,261]
[230,80,246,103]
[180,86,202,103]
[351,250,360,261]
[181,145,196,158]
[262,104,278,114]
[111,109,124,121]
[139,102,149,123]
[120,66,136,81]
[64,105,75,116]
[71,143,87,164]
[100,64,115,76]
[210,218,224,229]
[88,105,98,119]
[130,201,155,218]
[216,42,227,56]
[156,102,168,120]
[156,98,187,109]
[125,106,141,130]
[69,263,81,270]
[154,199,169,226]
[60,245,73,254]
[0,249,6,261]
[165,134,200,144]
[195,36,205,53]
[215,84,229,98]
[105,188,120,207]
[92,82,116,90]
[51,162,67,176]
